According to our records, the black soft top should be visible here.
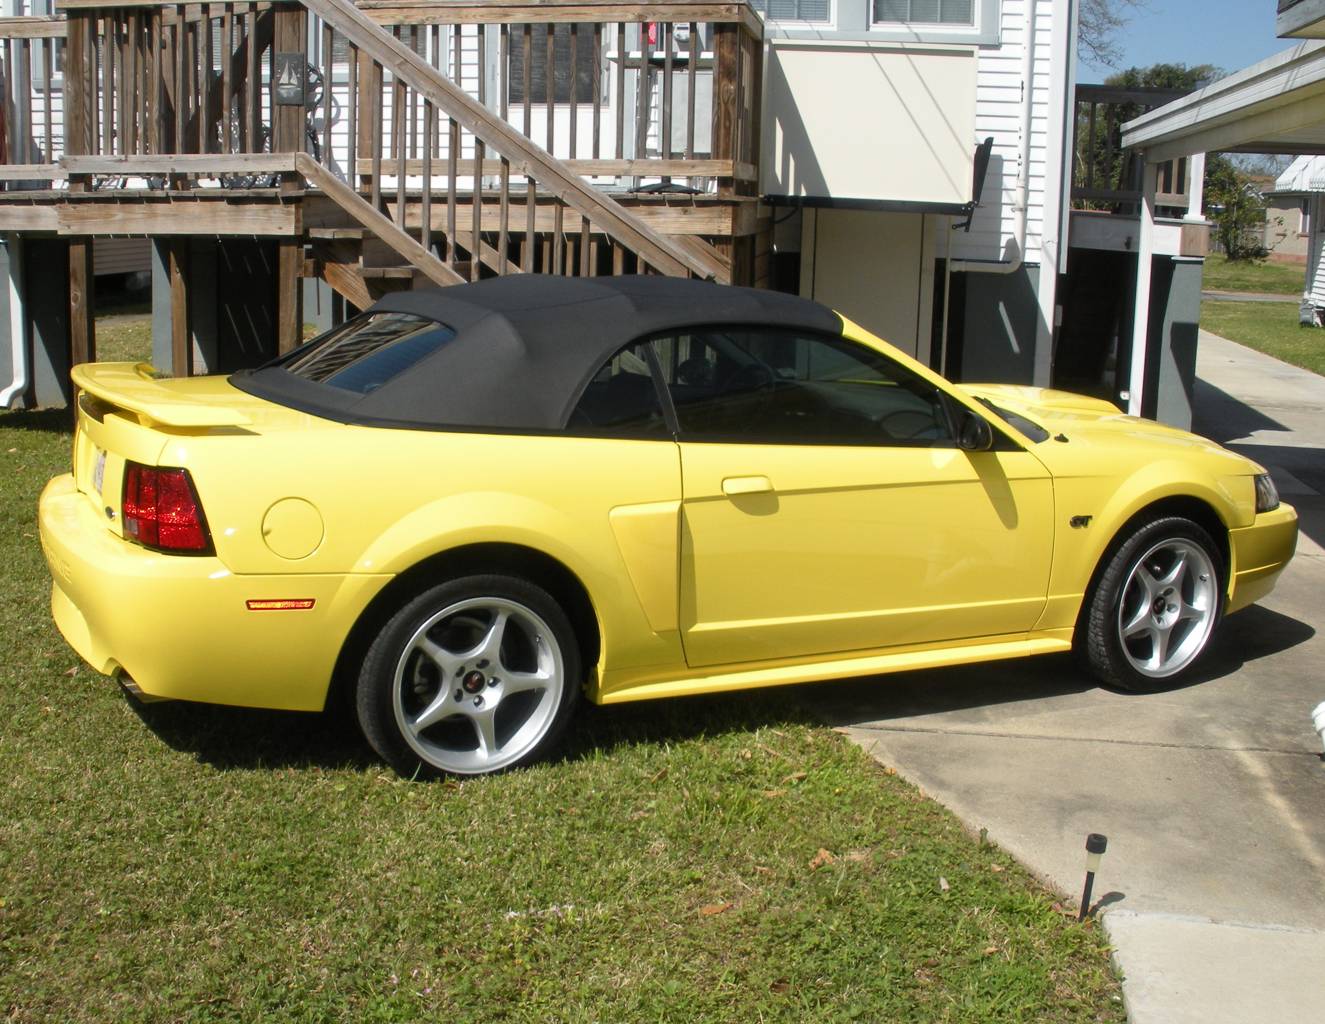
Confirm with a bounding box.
[232,275,843,431]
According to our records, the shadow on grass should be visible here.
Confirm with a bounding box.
[127,681,814,776]
[0,407,73,434]
[126,604,1312,775]
[126,696,381,773]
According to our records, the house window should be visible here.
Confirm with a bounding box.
[507,23,598,104]
[873,0,974,25]
[750,0,832,22]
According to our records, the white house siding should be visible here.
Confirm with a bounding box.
[950,0,1058,266]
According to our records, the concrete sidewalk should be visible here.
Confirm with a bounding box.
[1201,289,1299,303]
[820,330,1325,1023]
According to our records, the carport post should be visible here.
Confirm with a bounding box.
[1185,153,1206,222]
[1127,161,1158,417]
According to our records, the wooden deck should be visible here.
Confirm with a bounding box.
[0,0,767,377]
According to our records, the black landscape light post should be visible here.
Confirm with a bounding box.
[1077,833,1108,922]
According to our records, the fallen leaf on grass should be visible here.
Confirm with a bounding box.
[843,849,870,864]
[761,789,786,799]
[769,979,790,994]
[938,876,950,892]
[982,946,1000,956]
[990,864,1005,873]
[809,848,837,870]
[884,766,897,776]
[699,902,733,917]
[649,766,669,784]
[781,771,807,783]
[753,865,774,876]
[62,667,77,678]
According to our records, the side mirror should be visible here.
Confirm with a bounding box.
[957,408,994,452]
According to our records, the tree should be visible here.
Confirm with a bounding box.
[1078,0,1146,69]
[1075,64,1222,208]
[1104,63,1221,93]
[1205,156,1268,261]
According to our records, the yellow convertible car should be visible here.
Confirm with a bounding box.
[40,276,1297,777]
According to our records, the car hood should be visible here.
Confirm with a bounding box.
[958,383,1263,472]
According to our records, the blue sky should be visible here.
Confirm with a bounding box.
[1081,0,1288,82]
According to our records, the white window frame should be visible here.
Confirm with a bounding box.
[750,0,839,33]
[763,0,999,45]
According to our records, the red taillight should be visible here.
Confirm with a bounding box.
[122,463,212,553]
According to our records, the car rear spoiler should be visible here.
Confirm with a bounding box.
[71,362,251,428]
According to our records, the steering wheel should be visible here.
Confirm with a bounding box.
[726,363,775,395]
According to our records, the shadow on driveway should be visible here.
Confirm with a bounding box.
[1192,377,1289,444]
[126,602,1312,774]
[812,602,1313,729]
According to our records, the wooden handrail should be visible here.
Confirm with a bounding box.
[0,15,66,37]
[302,0,721,278]
[297,154,465,285]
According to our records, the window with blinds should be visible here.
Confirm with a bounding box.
[749,0,832,24]
[873,0,974,24]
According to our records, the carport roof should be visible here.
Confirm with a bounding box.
[1122,40,1325,161]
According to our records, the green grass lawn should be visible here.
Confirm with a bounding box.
[1202,254,1305,295]
[0,408,1124,1023]
[94,315,153,364]
[1201,300,1325,377]
[89,315,318,369]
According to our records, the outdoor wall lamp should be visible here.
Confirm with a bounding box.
[1077,833,1108,923]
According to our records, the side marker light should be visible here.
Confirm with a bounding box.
[246,599,316,611]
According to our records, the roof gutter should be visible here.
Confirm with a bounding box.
[949,0,1037,276]
[0,235,27,409]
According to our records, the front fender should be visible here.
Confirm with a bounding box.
[1038,459,1254,632]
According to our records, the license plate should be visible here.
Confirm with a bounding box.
[92,448,106,496]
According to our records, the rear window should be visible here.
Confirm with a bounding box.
[281,313,456,395]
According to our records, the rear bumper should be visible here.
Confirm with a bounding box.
[40,474,390,711]
[1227,502,1298,614]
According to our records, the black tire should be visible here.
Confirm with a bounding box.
[1077,516,1224,692]
[356,574,581,778]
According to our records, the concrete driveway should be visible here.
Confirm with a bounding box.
[818,331,1325,1023]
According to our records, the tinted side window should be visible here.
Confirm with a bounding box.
[566,342,669,437]
[649,328,952,446]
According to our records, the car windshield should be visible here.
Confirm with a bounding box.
[975,397,1050,443]
[279,313,456,395]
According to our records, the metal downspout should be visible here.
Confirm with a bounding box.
[948,0,1038,277]
[0,234,27,409]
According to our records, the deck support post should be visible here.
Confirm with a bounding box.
[274,3,308,194]
[69,238,95,366]
[278,238,303,354]
[169,239,191,377]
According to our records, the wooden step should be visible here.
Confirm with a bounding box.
[306,226,370,241]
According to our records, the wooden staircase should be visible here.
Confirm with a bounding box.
[0,0,765,369]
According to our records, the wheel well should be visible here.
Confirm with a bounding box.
[325,543,602,715]
[1117,496,1230,578]
[1074,495,1231,641]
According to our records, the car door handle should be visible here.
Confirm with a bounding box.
[722,475,773,496]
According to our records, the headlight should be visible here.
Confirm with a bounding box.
[1255,473,1280,513]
